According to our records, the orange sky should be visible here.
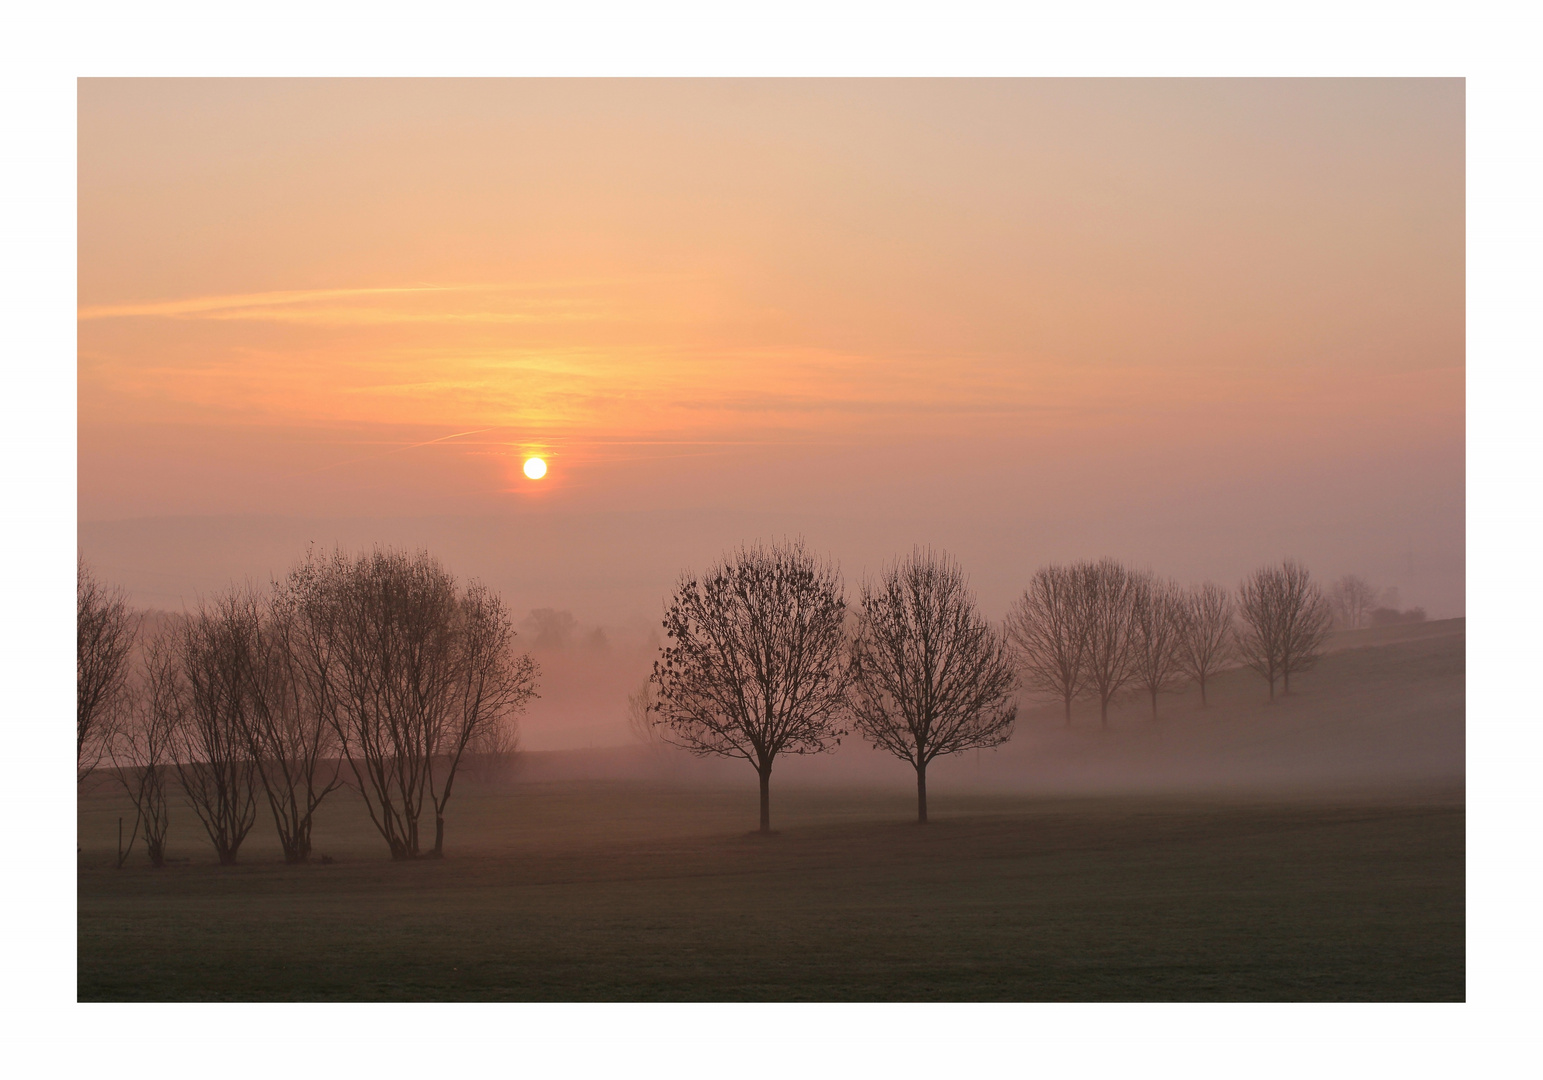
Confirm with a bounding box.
[79,79,1464,654]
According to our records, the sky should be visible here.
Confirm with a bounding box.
[78,79,1465,732]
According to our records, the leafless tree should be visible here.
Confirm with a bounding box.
[426,581,538,855]
[1129,573,1185,721]
[847,549,1017,824]
[237,584,345,863]
[1329,574,1379,629]
[523,608,578,649]
[650,540,849,833]
[464,711,523,784]
[78,558,140,783]
[289,548,537,859]
[170,592,260,865]
[1004,564,1087,725]
[1235,560,1332,700]
[1175,582,1234,706]
[1076,558,1142,728]
[627,679,663,749]
[106,633,182,868]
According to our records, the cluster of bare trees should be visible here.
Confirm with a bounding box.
[78,549,538,867]
[646,543,1338,831]
[1005,558,1331,725]
[1329,573,1427,629]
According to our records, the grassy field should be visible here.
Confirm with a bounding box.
[78,783,1462,1001]
[78,623,1464,1001]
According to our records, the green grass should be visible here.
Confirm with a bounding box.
[78,780,1463,1001]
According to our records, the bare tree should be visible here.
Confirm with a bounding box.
[464,710,523,784]
[171,593,260,865]
[1278,563,1332,695]
[627,679,664,749]
[290,548,537,859]
[1329,574,1379,629]
[426,582,538,856]
[1175,582,1234,706]
[106,632,182,868]
[847,549,1017,824]
[1236,560,1332,700]
[1129,573,1185,721]
[1004,564,1087,725]
[78,558,140,783]
[1076,559,1142,729]
[650,540,849,833]
[237,584,345,863]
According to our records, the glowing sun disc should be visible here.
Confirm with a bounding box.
[522,457,547,480]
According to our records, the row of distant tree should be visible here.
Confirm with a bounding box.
[77,549,533,869]
[80,542,1403,856]
[1327,574,1428,630]
[630,543,1364,831]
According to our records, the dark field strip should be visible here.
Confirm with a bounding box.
[77,787,1463,1001]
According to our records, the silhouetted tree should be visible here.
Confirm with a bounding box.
[1130,573,1185,721]
[1235,560,1332,700]
[1329,574,1379,629]
[1076,559,1142,728]
[464,710,523,784]
[107,632,181,868]
[290,548,537,859]
[1004,564,1087,725]
[650,540,849,833]
[1175,582,1234,706]
[848,549,1017,823]
[627,679,663,748]
[170,592,260,865]
[236,583,345,863]
[78,558,140,783]
[427,581,538,855]
[524,608,578,649]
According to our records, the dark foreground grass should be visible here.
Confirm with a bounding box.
[78,783,1463,1001]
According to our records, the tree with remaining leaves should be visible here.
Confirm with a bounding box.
[650,540,849,833]
[1235,560,1332,700]
[78,558,140,783]
[1129,573,1185,721]
[1004,564,1087,725]
[1075,559,1142,728]
[1175,582,1234,707]
[848,549,1017,824]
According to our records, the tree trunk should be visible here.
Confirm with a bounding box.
[1100,696,1110,729]
[1064,696,1073,726]
[1199,676,1208,707]
[757,763,772,833]
[1150,688,1159,721]
[432,814,446,858]
[916,764,928,825]
[1267,675,1276,702]
[1283,669,1291,695]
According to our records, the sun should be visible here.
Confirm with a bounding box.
[522,456,547,480]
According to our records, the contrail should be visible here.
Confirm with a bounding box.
[299,428,496,476]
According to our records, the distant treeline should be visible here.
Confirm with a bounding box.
[79,541,1380,857]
